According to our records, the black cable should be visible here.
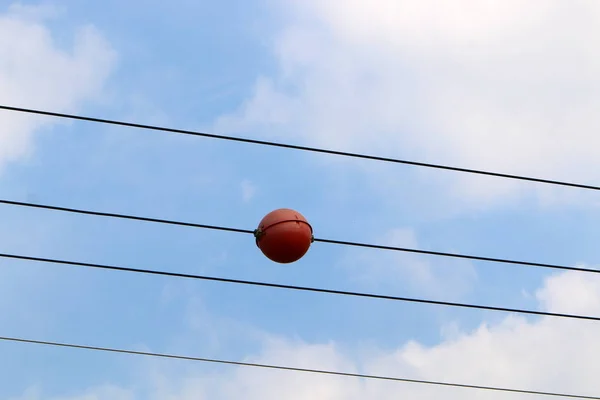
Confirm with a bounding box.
[2,336,598,399]
[1,104,598,191]
[1,198,597,276]
[1,251,598,322]
[0,199,254,235]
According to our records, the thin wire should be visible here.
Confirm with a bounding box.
[1,104,599,191]
[1,198,597,276]
[0,199,254,235]
[2,336,598,399]
[1,251,598,322]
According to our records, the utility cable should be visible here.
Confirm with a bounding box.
[1,104,598,191]
[1,251,598,322]
[1,335,598,399]
[1,198,597,276]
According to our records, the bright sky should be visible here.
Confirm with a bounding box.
[1,1,600,399]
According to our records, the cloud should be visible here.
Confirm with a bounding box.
[16,268,600,399]
[339,227,477,299]
[0,3,116,173]
[11,385,135,400]
[536,268,600,315]
[241,179,257,202]
[216,0,600,210]
[217,270,600,399]
[5,3,63,20]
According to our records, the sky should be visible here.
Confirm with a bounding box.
[1,0,600,398]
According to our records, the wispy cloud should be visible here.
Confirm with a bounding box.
[0,3,116,173]
[216,0,600,211]
[338,227,477,300]
[13,269,600,399]
[241,179,257,203]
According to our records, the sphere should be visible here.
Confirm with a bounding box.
[254,208,313,263]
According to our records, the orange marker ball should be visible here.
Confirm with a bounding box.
[254,208,313,263]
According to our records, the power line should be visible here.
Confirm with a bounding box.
[0,199,253,235]
[313,237,597,274]
[1,104,598,192]
[2,335,598,399]
[1,251,599,322]
[2,107,594,400]
[1,198,597,276]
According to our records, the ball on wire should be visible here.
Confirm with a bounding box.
[254,208,313,263]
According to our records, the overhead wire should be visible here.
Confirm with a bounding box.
[1,104,599,192]
[0,198,597,276]
[1,104,596,398]
[1,251,599,322]
[2,335,598,399]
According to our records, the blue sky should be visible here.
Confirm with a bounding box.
[2,1,600,399]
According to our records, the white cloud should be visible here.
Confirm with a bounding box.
[16,269,600,399]
[11,385,135,400]
[0,3,116,173]
[339,227,477,299]
[536,269,600,315]
[241,179,257,202]
[219,270,600,399]
[5,3,63,20]
[216,0,600,210]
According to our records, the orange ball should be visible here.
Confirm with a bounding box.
[254,208,313,263]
